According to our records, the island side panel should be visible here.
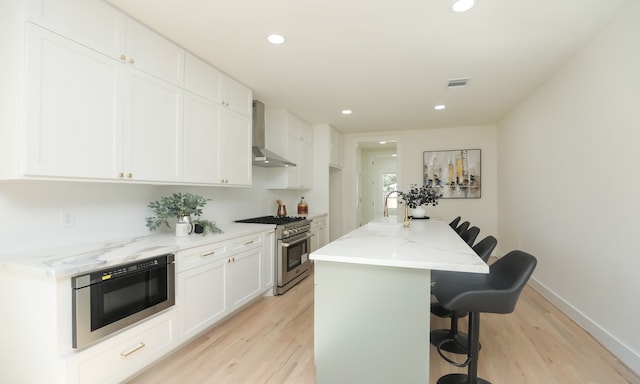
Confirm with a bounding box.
[314,260,431,384]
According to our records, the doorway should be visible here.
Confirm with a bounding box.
[356,141,398,227]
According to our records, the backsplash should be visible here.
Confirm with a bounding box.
[0,167,308,255]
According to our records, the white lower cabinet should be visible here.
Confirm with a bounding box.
[66,310,177,384]
[228,247,262,308]
[310,214,328,253]
[176,230,274,344]
[177,252,228,343]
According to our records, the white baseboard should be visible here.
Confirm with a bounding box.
[529,277,640,377]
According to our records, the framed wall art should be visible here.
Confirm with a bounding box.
[423,149,481,198]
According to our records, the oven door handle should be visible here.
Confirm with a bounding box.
[281,233,314,248]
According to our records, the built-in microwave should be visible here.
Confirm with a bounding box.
[71,254,175,349]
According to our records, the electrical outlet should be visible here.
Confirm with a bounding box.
[61,211,76,228]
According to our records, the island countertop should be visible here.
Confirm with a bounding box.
[310,217,488,273]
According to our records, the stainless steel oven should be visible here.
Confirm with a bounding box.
[235,216,311,295]
[277,222,312,295]
[71,254,175,349]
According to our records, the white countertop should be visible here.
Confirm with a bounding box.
[0,223,274,279]
[310,217,488,273]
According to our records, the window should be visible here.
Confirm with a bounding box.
[382,172,397,209]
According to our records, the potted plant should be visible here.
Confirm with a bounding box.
[399,184,441,218]
[145,192,223,235]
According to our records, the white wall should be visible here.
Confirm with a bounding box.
[497,0,640,374]
[341,126,498,239]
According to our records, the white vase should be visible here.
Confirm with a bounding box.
[412,206,426,218]
[175,215,193,237]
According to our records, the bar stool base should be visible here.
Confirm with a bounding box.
[437,373,491,384]
[430,329,480,355]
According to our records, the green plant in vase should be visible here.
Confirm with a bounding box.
[145,192,223,235]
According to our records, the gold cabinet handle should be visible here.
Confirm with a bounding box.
[128,57,135,64]
[117,172,124,178]
[126,173,133,179]
[119,54,126,61]
[244,240,254,245]
[120,342,145,358]
[201,251,215,257]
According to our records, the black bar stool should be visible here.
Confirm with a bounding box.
[455,221,470,235]
[460,226,480,246]
[433,250,537,384]
[430,235,497,354]
[449,216,461,229]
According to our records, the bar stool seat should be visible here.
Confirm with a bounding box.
[434,250,537,384]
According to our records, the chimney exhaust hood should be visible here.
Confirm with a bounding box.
[252,100,296,168]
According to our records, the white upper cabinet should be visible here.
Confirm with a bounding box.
[183,92,222,184]
[219,109,252,186]
[27,0,184,87]
[23,23,182,182]
[268,111,313,190]
[219,73,252,117]
[24,25,125,179]
[184,53,252,186]
[184,53,221,101]
[5,0,253,185]
[123,68,183,182]
[26,0,126,59]
[124,18,184,87]
[330,126,344,169]
[185,53,252,117]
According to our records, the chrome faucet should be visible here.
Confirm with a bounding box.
[383,191,399,217]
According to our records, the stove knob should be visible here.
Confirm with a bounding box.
[282,229,289,237]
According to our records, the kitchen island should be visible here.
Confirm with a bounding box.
[310,218,488,384]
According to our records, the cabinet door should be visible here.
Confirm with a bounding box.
[184,52,221,102]
[124,68,182,182]
[228,248,261,309]
[220,73,252,116]
[261,231,275,290]
[285,135,302,188]
[219,110,251,186]
[26,0,126,59]
[24,25,124,179]
[183,92,221,184]
[300,141,313,189]
[177,258,227,343]
[125,19,184,87]
[330,127,344,169]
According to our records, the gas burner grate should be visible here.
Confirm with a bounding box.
[235,216,307,225]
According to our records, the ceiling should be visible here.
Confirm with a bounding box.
[107,0,631,134]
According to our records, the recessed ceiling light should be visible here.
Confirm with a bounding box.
[341,109,353,115]
[434,104,446,110]
[392,154,397,157]
[379,141,387,144]
[267,34,286,44]
[452,0,476,13]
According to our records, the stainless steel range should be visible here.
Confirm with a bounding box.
[236,216,311,295]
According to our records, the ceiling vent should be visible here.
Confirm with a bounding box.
[447,78,471,88]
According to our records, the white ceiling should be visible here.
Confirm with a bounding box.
[107,0,631,134]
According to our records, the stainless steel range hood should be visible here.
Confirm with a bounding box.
[252,100,296,167]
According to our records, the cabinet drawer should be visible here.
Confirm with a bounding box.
[68,311,177,384]
[229,233,263,252]
[176,242,228,273]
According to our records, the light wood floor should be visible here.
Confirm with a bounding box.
[129,267,639,384]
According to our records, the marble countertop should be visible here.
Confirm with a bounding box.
[0,223,274,279]
[310,217,488,273]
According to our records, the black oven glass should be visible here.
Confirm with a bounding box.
[90,266,168,331]
[287,239,307,271]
